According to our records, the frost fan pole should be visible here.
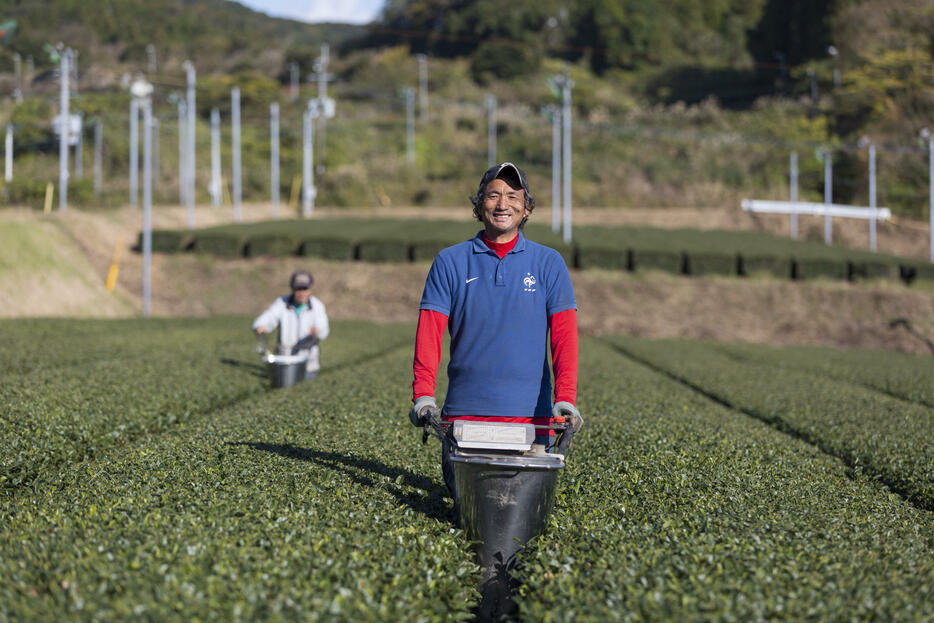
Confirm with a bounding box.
[4,123,12,183]
[210,108,221,207]
[232,87,242,222]
[824,149,833,245]
[93,120,102,195]
[184,61,196,229]
[270,102,280,219]
[130,98,139,207]
[789,152,798,240]
[59,50,70,213]
[142,95,153,317]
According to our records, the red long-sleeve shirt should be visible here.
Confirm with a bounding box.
[412,234,578,411]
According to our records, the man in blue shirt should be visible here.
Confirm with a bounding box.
[409,162,582,502]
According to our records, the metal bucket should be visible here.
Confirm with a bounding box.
[264,353,308,388]
[451,449,564,621]
[452,451,563,568]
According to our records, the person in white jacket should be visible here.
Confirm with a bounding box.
[252,270,330,379]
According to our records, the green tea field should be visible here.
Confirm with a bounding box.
[2,318,933,621]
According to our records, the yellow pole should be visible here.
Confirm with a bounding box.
[105,236,124,292]
[221,175,231,206]
[43,182,54,214]
[289,174,301,213]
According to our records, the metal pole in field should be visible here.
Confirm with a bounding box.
[184,61,196,227]
[210,108,221,207]
[789,151,798,239]
[4,123,12,182]
[404,87,415,165]
[71,49,79,94]
[59,50,70,213]
[74,113,83,180]
[152,118,160,184]
[868,141,877,252]
[550,106,561,234]
[93,120,102,195]
[560,72,574,245]
[270,102,280,219]
[316,43,329,175]
[232,86,242,222]
[302,107,316,217]
[416,54,428,123]
[929,135,934,263]
[486,94,497,167]
[823,148,832,244]
[178,99,187,206]
[290,62,299,102]
[13,53,22,103]
[130,98,139,207]
[142,95,153,317]
[146,44,157,73]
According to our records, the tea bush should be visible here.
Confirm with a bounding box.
[143,218,922,285]
[2,321,933,620]
[607,336,934,510]
[0,318,414,496]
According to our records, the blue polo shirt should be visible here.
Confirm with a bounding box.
[420,231,577,417]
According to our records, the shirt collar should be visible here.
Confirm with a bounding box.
[471,231,527,254]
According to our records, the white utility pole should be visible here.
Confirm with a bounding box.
[93,120,102,195]
[315,43,329,174]
[177,99,187,206]
[74,112,83,180]
[146,44,157,73]
[153,118,160,183]
[142,94,153,317]
[556,71,574,244]
[868,141,877,252]
[928,131,934,263]
[270,102,280,219]
[486,94,497,167]
[130,98,139,206]
[59,50,70,212]
[789,151,798,239]
[210,108,221,207]
[184,61,196,227]
[404,87,415,165]
[13,53,22,103]
[232,87,242,222]
[302,106,317,217]
[549,105,561,234]
[824,148,833,244]
[416,54,428,123]
[290,62,299,102]
[4,123,12,182]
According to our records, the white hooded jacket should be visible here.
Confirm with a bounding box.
[252,294,329,371]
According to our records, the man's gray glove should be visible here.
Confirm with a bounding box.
[552,401,583,433]
[409,396,438,427]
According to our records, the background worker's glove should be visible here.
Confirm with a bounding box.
[409,396,438,427]
[552,401,583,433]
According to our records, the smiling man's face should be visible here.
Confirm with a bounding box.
[479,177,529,243]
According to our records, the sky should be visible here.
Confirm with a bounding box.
[232,0,385,24]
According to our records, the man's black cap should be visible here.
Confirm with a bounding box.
[290,270,313,290]
[478,162,531,196]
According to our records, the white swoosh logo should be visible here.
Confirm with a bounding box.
[465,277,479,284]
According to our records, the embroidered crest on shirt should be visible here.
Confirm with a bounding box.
[523,273,537,292]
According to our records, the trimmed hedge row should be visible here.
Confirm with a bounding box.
[3,325,934,620]
[0,318,414,496]
[710,340,934,409]
[517,338,934,620]
[141,218,933,285]
[607,335,934,511]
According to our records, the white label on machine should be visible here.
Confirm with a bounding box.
[453,421,535,451]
